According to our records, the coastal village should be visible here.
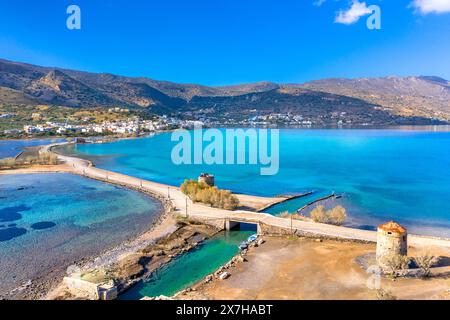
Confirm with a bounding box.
[1,110,354,139]
[12,114,186,137]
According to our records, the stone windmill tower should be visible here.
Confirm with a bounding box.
[198,173,215,187]
[376,221,408,266]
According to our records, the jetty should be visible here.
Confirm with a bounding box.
[296,192,337,214]
[257,191,314,212]
[3,142,450,250]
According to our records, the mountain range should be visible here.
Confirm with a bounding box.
[1,58,449,125]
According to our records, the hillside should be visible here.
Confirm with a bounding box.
[182,87,434,126]
[0,58,448,125]
[298,76,450,121]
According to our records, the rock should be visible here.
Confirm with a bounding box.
[315,239,323,242]
[257,239,265,245]
[154,295,172,300]
[219,272,230,280]
[214,267,226,277]
[204,275,213,283]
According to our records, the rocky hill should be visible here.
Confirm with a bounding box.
[298,76,450,121]
[0,58,448,125]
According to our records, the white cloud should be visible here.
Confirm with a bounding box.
[411,0,450,14]
[335,1,372,24]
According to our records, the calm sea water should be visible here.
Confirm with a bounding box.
[0,173,162,296]
[0,138,66,159]
[63,128,450,237]
[120,230,253,299]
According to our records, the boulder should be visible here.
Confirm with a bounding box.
[219,272,230,280]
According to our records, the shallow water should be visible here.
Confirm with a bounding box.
[120,230,253,299]
[63,128,450,237]
[0,138,66,159]
[0,173,162,296]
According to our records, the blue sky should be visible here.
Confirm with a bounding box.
[0,0,449,85]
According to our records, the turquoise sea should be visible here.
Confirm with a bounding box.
[0,173,162,296]
[61,128,450,237]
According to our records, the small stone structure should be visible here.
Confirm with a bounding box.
[63,276,118,300]
[376,221,408,266]
[198,173,215,186]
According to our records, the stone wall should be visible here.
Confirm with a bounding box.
[63,277,100,300]
[187,216,226,231]
[63,277,118,300]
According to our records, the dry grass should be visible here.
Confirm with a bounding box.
[310,204,347,226]
[181,179,239,210]
[0,152,58,169]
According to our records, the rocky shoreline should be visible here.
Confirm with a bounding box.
[49,217,220,300]
[1,184,171,300]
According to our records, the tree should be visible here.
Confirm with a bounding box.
[220,190,239,210]
[380,254,410,277]
[415,253,440,277]
[310,205,328,223]
[375,288,397,300]
[328,205,347,226]
[180,180,239,210]
[310,205,347,226]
